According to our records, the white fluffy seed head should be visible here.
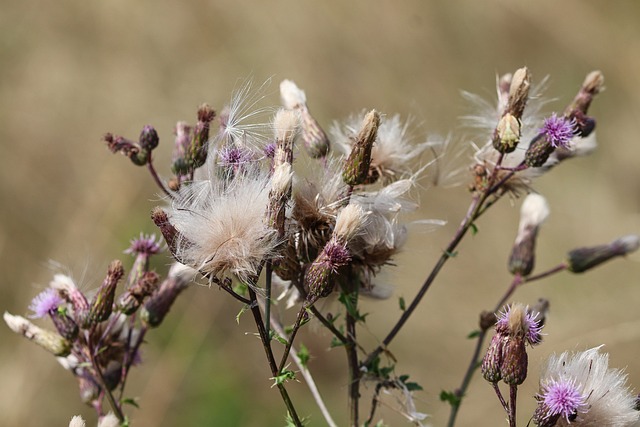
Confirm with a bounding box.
[170,169,280,282]
[540,347,640,426]
[271,162,293,197]
[519,194,550,229]
[97,413,120,427]
[49,273,77,293]
[68,416,86,427]
[280,79,307,109]
[273,108,300,143]
[334,203,368,242]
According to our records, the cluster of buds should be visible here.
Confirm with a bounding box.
[4,235,194,417]
[104,125,159,166]
[103,78,437,309]
[481,304,543,386]
[470,68,605,195]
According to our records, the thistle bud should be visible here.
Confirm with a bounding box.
[171,121,192,176]
[266,162,293,234]
[103,133,147,166]
[524,133,554,167]
[139,125,159,152]
[140,263,194,327]
[565,71,604,117]
[88,260,124,325]
[342,110,380,186]
[305,240,352,302]
[567,234,640,273]
[508,194,550,276]
[151,207,182,257]
[492,113,521,153]
[501,339,528,385]
[50,308,79,340]
[189,104,216,169]
[50,274,90,328]
[273,108,299,167]
[507,67,531,119]
[118,271,160,315]
[280,79,330,158]
[4,312,70,356]
[481,333,506,383]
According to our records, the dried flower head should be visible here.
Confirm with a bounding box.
[533,347,640,427]
[509,193,550,276]
[169,167,280,282]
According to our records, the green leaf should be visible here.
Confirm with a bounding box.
[272,370,296,386]
[398,296,406,311]
[470,222,479,235]
[121,397,140,408]
[440,390,462,407]
[444,250,458,258]
[330,336,345,348]
[274,335,289,346]
[297,343,310,368]
[236,304,251,324]
[467,329,481,339]
[232,282,248,295]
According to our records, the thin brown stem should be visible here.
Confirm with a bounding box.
[345,290,360,427]
[508,385,518,427]
[147,156,174,198]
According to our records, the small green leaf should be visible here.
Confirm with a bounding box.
[121,397,140,408]
[233,282,248,295]
[236,304,250,324]
[470,223,479,235]
[398,296,406,311]
[297,343,310,367]
[444,250,458,258]
[272,370,296,386]
[330,337,345,348]
[440,390,462,406]
[274,335,288,345]
[467,329,481,339]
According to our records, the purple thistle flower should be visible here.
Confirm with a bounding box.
[537,378,586,423]
[28,288,63,318]
[264,142,276,159]
[125,233,163,256]
[218,145,254,167]
[496,304,543,345]
[540,113,576,148]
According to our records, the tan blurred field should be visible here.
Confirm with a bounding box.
[1,1,639,426]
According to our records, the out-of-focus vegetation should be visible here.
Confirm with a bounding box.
[1,1,639,426]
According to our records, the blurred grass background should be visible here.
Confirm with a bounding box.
[1,1,639,426]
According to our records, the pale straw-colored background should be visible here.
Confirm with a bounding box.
[1,1,639,426]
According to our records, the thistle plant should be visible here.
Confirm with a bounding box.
[5,69,640,427]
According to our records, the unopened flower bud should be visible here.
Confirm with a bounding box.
[492,113,521,153]
[50,274,90,328]
[567,234,640,273]
[305,240,352,303]
[51,308,79,340]
[140,263,193,327]
[4,312,70,356]
[266,162,293,234]
[118,271,160,315]
[342,110,380,186]
[501,338,528,385]
[479,310,497,331]
[88,260,124,325]
[507,67,531,119]
[104,133,147,166]
[171,121,192,176]
[509,194,550,276]
[151,207,182,257]
[481,333,506,383]
[189,104,216,169]
[280,79,330,158]
[524,133,554,167]
[139,125,159,152]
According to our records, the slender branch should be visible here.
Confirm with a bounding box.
[508,385,518,427]
[88,337,125,423]
[247,288,303,427]
[263,298,339,427]
[492,383,509,414]
[345,289,360,427]
[265,261,273,336]
[147,156,174,198]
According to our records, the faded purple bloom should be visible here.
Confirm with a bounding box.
[29,288,63,318]
[538,378,586,423]
[264,142,276,159]
[496,304,543,345]
[124,233,163,256]
[540,113,576,148]
[218,145,254,167]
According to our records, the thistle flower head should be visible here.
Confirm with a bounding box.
[540,113,577,149]
[495,303,543,345]
[124,233,163,256]
[534,347,640,427]
[28,288,63,318]
[169,166,280,282]
[217,144,255,168]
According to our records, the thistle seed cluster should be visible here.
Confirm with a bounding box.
[4,235,194,418]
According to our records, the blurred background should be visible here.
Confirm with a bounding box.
[1,1,639,426]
